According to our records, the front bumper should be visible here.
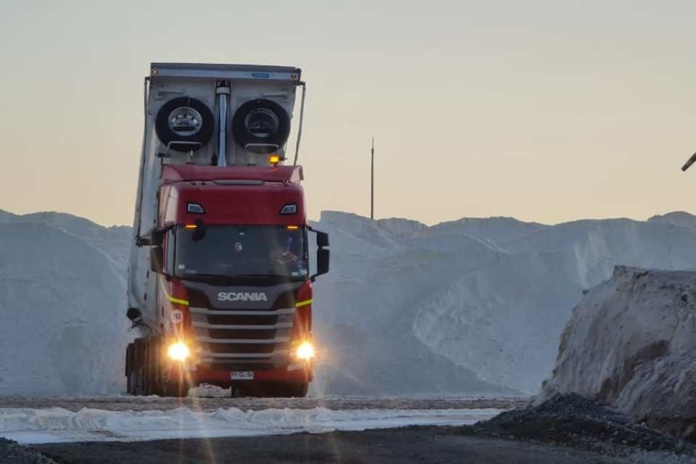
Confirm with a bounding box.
[187,361,312,387]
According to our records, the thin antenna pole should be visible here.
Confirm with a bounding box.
[371,138,375,220]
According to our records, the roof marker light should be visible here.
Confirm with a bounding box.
[187,203,205,214]
[280,204,297,215]
[287,225,299,230]
[185,224,197,229]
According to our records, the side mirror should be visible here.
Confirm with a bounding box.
[316,231,329,248]
[309,228,330,281]
[191,219,207,242]
[316,248,330,277]
[150,246,165,274]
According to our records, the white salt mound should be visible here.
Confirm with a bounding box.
[2,209,696,396]
[0,219,129,395]
[538,266,696,439]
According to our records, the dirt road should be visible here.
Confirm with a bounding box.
[36,427,631,464]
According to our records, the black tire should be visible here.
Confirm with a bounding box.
[266,382,308,398]
[288,382,309,398]
[155,97,214,152]
[232,99,291,152]
[125,343,135,395]
[143,339,157,396]
[133,339,148,396]
[161,370,189,398]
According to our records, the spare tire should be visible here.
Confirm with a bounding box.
[155,97,214,152]
[232,99,291,152]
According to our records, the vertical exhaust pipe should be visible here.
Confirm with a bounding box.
[216,82,230,167]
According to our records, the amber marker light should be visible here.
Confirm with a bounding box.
[269,155,281,166]
[185,224,197,229]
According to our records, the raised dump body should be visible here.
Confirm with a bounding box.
[125,63,329,397]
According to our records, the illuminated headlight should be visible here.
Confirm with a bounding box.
[296,342,315,360]
[167,342,191,361]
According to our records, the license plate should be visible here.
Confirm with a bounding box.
[231,371,254,380]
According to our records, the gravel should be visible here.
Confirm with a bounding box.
[0,438,58,464]
[455,394,696,462]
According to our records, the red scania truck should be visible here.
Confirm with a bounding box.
[125,63,329,397]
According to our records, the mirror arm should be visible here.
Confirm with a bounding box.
[137,224,175,247]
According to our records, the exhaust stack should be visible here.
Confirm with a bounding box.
[216,82,230,167]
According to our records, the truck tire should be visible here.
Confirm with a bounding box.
[287,382,309,398]
[160,370,189,398]
[125,343,135,395]
[267,382,308,398]
[232,99,291,152]
[127,338,159,396]
[133,338,148,396]
[155,97,214,152]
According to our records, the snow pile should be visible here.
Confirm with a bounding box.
[312,211,696,395]
[3,209,696,397]
[0,211,130,396]
[0,406,501,444]
[538,267,696,440]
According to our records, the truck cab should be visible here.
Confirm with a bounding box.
[125,63,329,397]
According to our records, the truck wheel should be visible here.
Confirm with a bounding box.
[232,99,291,152]
[132,338,159,396]
[133,339,147,396]
[125,343,135,395]
[270,382,308,398]
[161,370,189,398]
[143,339,158,396]
[288,382,309,398]
[155,97,214,152]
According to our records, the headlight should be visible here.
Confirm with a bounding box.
[167,342,190,361]
[296,341,315,360]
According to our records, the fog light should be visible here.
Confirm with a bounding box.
[296,342,315,360]
[167,342,190,361]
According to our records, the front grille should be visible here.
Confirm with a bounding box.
[189,289,297,368]
[208,343,281,355]
[207,314,278,326]
[207,328,278,340]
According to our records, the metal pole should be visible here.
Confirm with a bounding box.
[371,138,375,220]
[293,82,306,166]
[682,152,696,172]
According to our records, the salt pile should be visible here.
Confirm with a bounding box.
[2,209,696,396]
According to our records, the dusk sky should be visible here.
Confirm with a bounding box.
[2,0,696,226]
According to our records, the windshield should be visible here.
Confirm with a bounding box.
[174,225,308,281]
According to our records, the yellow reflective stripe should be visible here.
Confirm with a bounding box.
[168,295,189,306]
[296,299,313,308]
[159,281,189,306]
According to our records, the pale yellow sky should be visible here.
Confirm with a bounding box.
[1,0,696,226]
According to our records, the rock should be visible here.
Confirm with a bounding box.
[538,266,696,440]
